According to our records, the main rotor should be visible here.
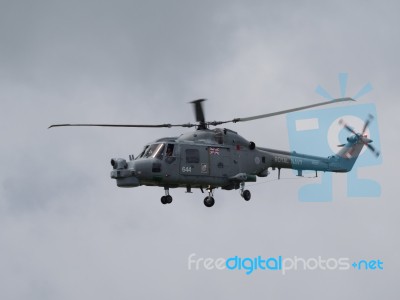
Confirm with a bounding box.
[49,97,355,130]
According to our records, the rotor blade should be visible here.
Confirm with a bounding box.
[191,99,206,124]
[366,143,380,157]
[362,114,374,135]
[48,123,196,129]
[366,143,376,152]
[337,144,346,147]
[229,97,355,123]
[338,119,358,135]
[344,124,357,135]
[361,139,380,157]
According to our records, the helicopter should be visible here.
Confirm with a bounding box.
[49,98,380,207]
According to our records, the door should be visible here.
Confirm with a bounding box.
[179,145,209,176]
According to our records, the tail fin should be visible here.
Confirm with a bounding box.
[333,137,365,172]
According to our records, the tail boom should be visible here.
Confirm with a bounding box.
[259,140,366,174]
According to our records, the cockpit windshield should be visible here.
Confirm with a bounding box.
[143,143,165,160]
[137,145,149,159]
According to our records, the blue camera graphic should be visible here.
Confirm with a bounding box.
[285,74,382,202]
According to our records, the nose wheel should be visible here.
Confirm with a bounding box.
[242,190,251,201]
[161,187,173,205]
[240,182,251,201]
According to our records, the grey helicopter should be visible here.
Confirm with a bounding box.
[49,98,380,207]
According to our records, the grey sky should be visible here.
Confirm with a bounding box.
[0,0,399,299]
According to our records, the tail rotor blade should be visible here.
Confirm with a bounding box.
[339,119,357,135]
[362,114,374,135]
[366,143,375,152]
[366,143,380,157]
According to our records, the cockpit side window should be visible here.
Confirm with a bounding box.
[166,144,175,156]
[165,144,176,164]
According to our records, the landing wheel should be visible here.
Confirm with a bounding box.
[242,190,251,201]
[204,196,215,207]
[161,195,173,204]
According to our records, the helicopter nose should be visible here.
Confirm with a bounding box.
[110,158,140,187]
[111,158,127,169]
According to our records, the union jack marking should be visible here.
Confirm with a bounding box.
[209,147,220,155]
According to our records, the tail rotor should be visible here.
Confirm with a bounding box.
[338,114,380,157]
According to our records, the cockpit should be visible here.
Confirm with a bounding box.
[137,143,175,161]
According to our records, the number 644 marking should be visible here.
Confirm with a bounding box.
[181,166,192,173]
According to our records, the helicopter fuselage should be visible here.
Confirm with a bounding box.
[110,127,360,191]
[111,128,261,190]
